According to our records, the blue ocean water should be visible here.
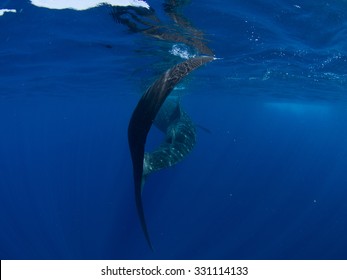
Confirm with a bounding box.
[1,0,347,259]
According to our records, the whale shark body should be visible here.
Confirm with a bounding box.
[128,56,213,249]
[143,97,196,178]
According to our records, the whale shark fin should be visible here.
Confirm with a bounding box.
[128,56,214,249]
[195,124,212,134]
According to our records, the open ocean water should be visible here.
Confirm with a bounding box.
[1,0,347,260]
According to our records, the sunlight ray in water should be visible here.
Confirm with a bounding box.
[264,102,332,116]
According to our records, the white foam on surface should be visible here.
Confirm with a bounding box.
[0,9,17,16]
[30,0,150,10]
[169,44,196,59]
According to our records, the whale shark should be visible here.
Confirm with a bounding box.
[143,96,196,179]
[128,56,214,249]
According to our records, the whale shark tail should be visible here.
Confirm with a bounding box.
[128,56,214,249]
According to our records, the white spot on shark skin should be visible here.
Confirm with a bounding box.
[0,9,17,16]
[30,0,150,10]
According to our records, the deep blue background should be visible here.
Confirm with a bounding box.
[1,0,347,259]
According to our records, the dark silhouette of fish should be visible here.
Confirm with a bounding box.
[128,56,214,249]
